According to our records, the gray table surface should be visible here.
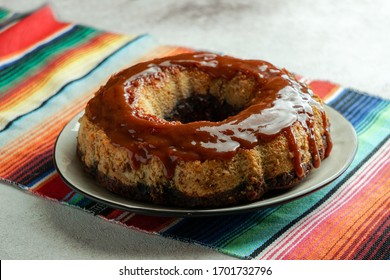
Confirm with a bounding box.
[1,0,389,259]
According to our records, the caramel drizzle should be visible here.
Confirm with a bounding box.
[322,111,333,157]
[86,52,332,178]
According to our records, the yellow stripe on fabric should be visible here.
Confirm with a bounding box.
[0,33,131,130]
[0,44,189,161]
[0,42,187,183]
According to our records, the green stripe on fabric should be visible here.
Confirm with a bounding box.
[354,104,390,163]
[0,34,144,135]
[215,208,279,248]
[0,34,153,146]
[67,193,86,205]
[0,8,11,21]
[355,101,390,135]
[0,26,99,91]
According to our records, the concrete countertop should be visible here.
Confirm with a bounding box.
[1,0,389,259]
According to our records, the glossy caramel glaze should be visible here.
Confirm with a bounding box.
[85,52,332,178]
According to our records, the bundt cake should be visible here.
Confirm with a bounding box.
[77,52,332,208]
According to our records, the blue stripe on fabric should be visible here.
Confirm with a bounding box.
[67,192,88,205]
[24,166,55,188]
[61,190,76,202]
[329,89,389,129]
[329,89,368,118]
[162,207,279,246]
[60,189,95,208]
[356,102,389,134]
[215,207,279,247]
[345,97,383,128]
[328,88,359,110]
[75,196,95,208]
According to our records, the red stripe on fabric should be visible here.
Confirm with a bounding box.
[105,209,125,220]
[32,174,72,200]
[262,146,389,259]
[308,80,338,100]
[349,200,390,259]
[124,214,177,232]
[372,223,390,260]
[62,191,77,202]
[0,94,90,174]
[8,152,53,184]
[302,164,390,259]
[320,189,389,259]
[0,6,69,59]
[332,188,390,259]
[283,152,390,259]
[358,215,390,259]
[355,213,390,260]
[1,135,55,179]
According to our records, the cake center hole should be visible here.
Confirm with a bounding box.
[164,94,241,123]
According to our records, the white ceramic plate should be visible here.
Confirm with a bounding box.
[54,106,357,217]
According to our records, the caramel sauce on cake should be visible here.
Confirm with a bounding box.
[86,52,332,179]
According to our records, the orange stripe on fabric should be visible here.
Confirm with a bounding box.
[326,168,390,259]
[0,109,85,173]
[4,135,57,181]
[259,143,389,260]
[301,151,390,260]
[0,94,90,175]
[303,173,390,260]
[0,33,126,110]
[0,83,93,156]
[282,167,389,259]
[308,80,340,101]
[305,179,389,260]
[5,46,186,182]
[358,215,390,259]
[0,134,54,177]
[2,46,192,180]
[0,45,187,162]
[282,160,389,259]
[334,191,390,259]
[0,89,89,150]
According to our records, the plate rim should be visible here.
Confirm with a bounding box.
[54,105,357,217]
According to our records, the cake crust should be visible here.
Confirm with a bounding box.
[77,142,322,208]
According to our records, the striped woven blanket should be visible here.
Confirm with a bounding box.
[0,6,389,259]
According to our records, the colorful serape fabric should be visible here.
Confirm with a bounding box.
[0,6,389,260]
